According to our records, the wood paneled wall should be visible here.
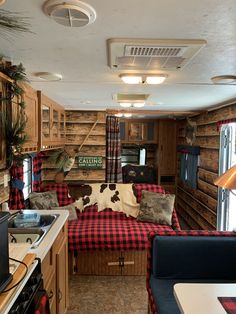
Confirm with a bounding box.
[42,110,106,184]
[176,103,236,230]
[0,169,10,206]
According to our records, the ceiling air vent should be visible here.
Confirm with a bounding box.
[43,0,96,27]
[113,93,150,103]
[107,38,206,70]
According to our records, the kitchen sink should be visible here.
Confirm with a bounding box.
[8,213,59,248]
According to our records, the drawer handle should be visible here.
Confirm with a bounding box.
[48,289,54,299]
[58,289,62,301]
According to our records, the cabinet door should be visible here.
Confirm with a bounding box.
[60,110,65,143]
[51,106,60,142]
[56,237,68,314]
[41,103,51,145]
[23,84,38,149]
[128,122,145,141]
[158,120,176,176]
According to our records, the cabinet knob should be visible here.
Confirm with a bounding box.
[48,289,54,300]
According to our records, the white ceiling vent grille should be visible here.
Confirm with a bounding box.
[107,38,206,70]
[43,0,96,27]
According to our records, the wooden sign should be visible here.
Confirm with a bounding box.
[78,156,103,169]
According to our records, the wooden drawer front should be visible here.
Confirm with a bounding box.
[41,248,54,287]
[45,273,56,314]
[76,251,121,275]
[121,251,147,275]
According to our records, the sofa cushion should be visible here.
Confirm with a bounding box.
[137,191,175,225]
[152,235,236,280]
[133,184,165,203]
[51,202,78,221]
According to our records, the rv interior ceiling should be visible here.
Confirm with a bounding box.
[1,0,236,117]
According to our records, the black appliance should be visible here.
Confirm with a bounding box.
[8,260,50,314]
[0,212,13,293]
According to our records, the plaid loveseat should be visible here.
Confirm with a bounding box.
[147,230,236,314]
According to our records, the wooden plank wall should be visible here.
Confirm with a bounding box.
[42,110,106,184]
[176,103,236,230]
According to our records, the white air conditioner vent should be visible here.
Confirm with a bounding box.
[107,38,206,70]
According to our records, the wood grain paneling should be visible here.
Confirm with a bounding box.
[176,102,236,230]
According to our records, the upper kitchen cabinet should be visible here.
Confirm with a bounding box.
[21,84,39,152]
[37,91,65,150]
[120,119,158,143]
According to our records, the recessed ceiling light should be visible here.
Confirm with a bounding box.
[120,73,167,84]
[120,102,132,108]
[115,113,123,117]
[119,74,142,84]
[34,72,62,81]
[211,75,236,84]
[145,75,167,84]
[133,102,145,108]
[124,113,132,118]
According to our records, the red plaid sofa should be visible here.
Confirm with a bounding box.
[147,230,236,314]
[67,184,180,252]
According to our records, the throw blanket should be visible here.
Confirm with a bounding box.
[68,205,179,251]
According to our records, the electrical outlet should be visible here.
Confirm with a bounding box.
[4,174,8,187]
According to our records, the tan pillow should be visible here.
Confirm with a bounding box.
[137,191,175,225]
[51,202,78,221]
[29,190,59,209]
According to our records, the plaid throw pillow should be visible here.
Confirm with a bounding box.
[133,184,165,203]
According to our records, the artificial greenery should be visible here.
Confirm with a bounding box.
[49,149,72,171]
[0,9,32,38]
[0,59,28,167]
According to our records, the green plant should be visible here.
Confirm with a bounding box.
[0,59,28,167]
[0,9,32,38]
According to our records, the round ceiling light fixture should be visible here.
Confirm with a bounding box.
[211,75,236,84]
[43,0,96,27]
[34,72,62,81]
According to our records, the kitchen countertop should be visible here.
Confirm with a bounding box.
[1,209,69,314]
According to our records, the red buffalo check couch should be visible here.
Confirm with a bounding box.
[43,183,180,275]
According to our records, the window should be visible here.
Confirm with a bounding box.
[179,145,200,189]
[23,157,33,199]
[217,123,236,231]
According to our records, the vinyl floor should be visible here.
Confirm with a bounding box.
[67,275,148,314]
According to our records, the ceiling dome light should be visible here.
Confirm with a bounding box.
[133,102,145,108]
[211,75,236,84]
[120,74,142,84]
[34,72,62,81]
[120,102,132,108]
[145,75,167,84]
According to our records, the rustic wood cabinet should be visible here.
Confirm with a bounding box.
[41,222,68,314]
[120,119,157,143]
[38,91,65,150]
[157,119,177,193]
[21,84,38,152]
